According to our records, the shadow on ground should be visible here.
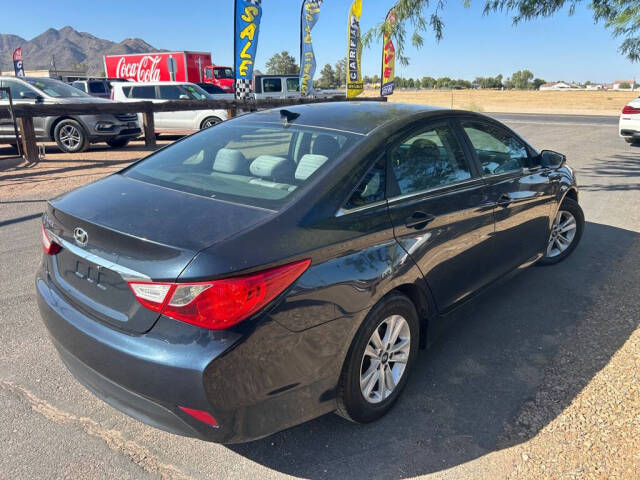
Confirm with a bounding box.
[580,153,640,191]
[229,221,639,479]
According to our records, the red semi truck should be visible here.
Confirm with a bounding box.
[103,51,234,92]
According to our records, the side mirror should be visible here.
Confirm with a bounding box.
[539,150,566,169]
[20,90,42,101]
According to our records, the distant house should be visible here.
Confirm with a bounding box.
[612,80,635,90]
[539,81,575,91]
[1,69,87,83]
[585,84,604,90]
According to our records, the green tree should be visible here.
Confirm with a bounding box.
[421,76,436,88]
[618,82,632,89]
[372,74,380,86]
[317,63,336,89]
[364,1,640,63]
[533,78,546,89]
[436,76,452,88]
[511,69,534,89]
[265,51,299,75]
[334,58,347,87]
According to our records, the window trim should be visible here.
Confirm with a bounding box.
[336,150,388,216]
[457,117,539,179]
[385,118,479,201]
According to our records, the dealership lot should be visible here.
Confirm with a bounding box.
[0,114,638,479]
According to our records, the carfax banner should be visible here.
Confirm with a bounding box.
[347,0,363,98]
[13,48,25,77]
[234,0,263,99]
[299,0,322,95]
[381,7,396,97]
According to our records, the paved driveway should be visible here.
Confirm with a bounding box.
[0,114,638,479]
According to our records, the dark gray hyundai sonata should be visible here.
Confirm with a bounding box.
[36,102,583,443]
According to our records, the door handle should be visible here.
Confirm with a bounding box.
[497,193,512,207]
[405,211,436,229]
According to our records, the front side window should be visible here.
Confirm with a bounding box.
[390,123,471,196]
[123,122,358,209]
[1,79,38,100]
[130,86,156,99]
[263,78,282,93]
[24,78,90,98]
[344,158,386,209]
[158,85,184,100]
[462,121,530,175]
[89,81,107,94]
[214,67,234,79]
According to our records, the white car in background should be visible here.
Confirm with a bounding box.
[111,81,228,134]
[619,97,640,144]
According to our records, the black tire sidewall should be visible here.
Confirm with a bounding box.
[338,293,419,423]
[539,197,584,265]
[54,119,89,153]
[201,117,221,129]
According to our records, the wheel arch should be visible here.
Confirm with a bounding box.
[388,281,434,349]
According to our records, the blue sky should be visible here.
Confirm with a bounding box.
[0,0,637,83]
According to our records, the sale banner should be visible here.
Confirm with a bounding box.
[346,0,363,98]
[381,8,396,96]
[235,0,263,99]
[299,0,323,95]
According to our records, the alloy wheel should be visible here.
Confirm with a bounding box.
[546,210,577,258]
[59,125,81,149]
[360,314,411,404]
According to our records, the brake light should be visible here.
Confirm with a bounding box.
[128,259,311,330]
[41,225,61,255]
[622,105,640,114]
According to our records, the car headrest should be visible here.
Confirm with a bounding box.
[213,148,250,174]
[409,139,439,159]
[250,155,295,182]
[312,135,340,159]
[295,154,328,181]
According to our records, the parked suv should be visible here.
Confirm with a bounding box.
[0,76,141,152]
[111,81,228,133]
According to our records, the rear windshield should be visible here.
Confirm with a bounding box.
[123,121,358,208]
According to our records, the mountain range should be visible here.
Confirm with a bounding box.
[0,26,164,75]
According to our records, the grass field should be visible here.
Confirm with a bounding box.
[363,88,638,115]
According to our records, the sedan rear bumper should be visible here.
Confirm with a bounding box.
[36,265,343,443]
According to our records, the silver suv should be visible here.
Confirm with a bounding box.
[0,76,141,153]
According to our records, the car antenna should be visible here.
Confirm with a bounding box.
[280,109,300,126]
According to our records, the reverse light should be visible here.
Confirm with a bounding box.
[127,259,311,330]
[622,105,640,115]
[41,225,61,255]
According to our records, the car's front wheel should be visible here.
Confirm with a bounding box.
[54,119,89,153]
[201,117,222,129]
[538,197,584,265]
[336,292,419,423]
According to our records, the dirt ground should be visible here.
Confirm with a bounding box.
[0,140,169,201]
[363,89,638,116]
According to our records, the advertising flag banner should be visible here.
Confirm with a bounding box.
[13,48,25,77]
[299,0,322,95]
[381,8,396,96]
[234,0,263,99]
[346,0,363,98]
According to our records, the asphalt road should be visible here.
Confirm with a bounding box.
[1,114,638,479]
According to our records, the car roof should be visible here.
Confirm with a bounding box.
[120,81,196,87]
[237,101,446,135]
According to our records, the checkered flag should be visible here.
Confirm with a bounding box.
[235,79,253,99]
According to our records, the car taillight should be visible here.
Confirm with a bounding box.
[622,105,640,114]
[127,259,311,330]
[41,224,61,255]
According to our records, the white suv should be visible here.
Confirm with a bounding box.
[111,81,228,134]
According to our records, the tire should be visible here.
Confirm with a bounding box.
[537,197,584,266]
[200,117,222,129]
[106,138,130,148]
[336,292,419,423]
[54,119,89,153]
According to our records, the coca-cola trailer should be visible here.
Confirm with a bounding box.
[103,51,235,92]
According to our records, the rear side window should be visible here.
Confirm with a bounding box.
[158,85,184,100]
[130,86,156,99]
[462,121,530,174]
[124,122,357,209]
[263,78,282,93]
[286,78,300,92]
[344,157,386,209]
[390,123,471,195]
[88,81,107,94]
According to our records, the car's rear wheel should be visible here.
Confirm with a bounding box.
[201,117,222,129]
[54,119,89,153]
[106,138,130,149]
[336,292,419,423]
[538,197,584,265]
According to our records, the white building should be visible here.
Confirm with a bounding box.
[539,81,576,91]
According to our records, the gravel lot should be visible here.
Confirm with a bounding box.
[0,115,638,479]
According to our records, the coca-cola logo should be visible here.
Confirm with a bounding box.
[115,55,162,82]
